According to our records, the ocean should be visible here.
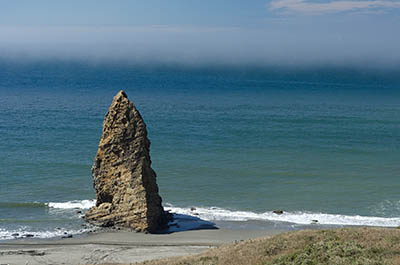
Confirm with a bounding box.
[1,61,399,239]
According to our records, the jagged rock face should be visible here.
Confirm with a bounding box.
[86,90,168,233]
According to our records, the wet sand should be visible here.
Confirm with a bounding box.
[0,229,284,265]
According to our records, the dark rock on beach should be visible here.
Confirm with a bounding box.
[85,90,168,233]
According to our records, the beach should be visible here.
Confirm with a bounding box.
[0,228,282,265]
[3,227,400,265]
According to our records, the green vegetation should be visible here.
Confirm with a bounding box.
[270,231,383,265]
[135,228,400,265]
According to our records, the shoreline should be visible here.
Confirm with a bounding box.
[2,200,400,241]
[0,228,284,265]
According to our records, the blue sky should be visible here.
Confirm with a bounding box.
[1,1,267,26]
[0,0,399,67]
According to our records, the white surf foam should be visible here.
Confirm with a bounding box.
[47,199,96,209]
[44,200,400,227]
[164,205,400,227]
[0,227,91,240]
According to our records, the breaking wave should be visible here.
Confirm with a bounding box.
[165,204,400,227]
[0,227,91,240]
[46,200,400,227]
[3,199,398,240]
[46,199,96,209]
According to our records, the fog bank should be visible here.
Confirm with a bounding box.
[0,25,399,69]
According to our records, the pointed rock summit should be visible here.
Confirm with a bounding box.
[86,90,168,233]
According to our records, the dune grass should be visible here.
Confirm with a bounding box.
[133,227,400,265]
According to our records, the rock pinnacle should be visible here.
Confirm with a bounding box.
[85,90,168,233]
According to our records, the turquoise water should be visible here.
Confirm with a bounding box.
[1,62,400,238]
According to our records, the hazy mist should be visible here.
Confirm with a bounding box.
[0,25,399,69]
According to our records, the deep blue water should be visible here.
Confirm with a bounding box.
[0,62,399,238]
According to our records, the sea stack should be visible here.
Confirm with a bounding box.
[86,90,168,233]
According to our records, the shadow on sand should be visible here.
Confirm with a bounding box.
[158,213,218,234]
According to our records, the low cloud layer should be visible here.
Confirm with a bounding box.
[0,25,399,68]
[270,0,400,14]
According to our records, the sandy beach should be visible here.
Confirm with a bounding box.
[0,229,283,265]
